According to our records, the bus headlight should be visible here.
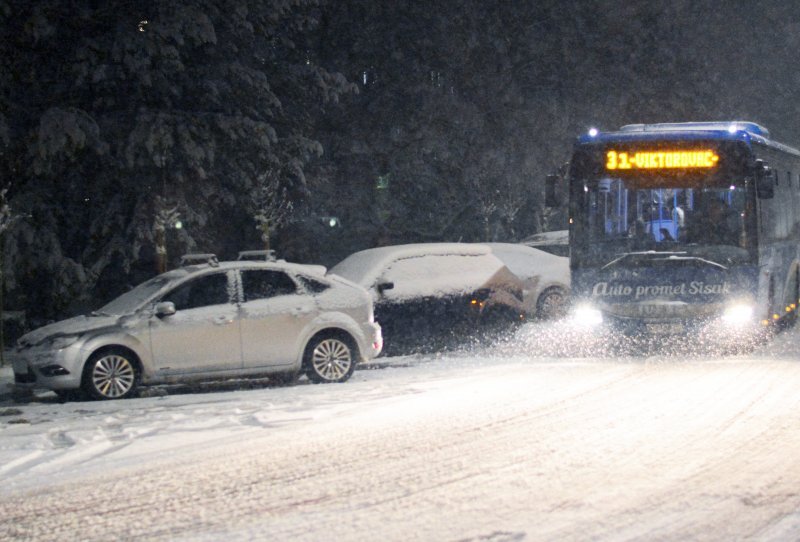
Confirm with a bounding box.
[571,304,604,327]
[721,303,754,326]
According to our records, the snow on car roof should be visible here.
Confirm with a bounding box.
[97,260,327,317]
[215,259,327,277]
[329,243,501,297]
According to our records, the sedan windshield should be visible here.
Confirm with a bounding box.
[95,271,187,315]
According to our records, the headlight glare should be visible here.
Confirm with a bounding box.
[571,305,603,327]
[721,304,754,325]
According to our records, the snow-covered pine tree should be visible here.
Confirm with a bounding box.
[0,0,355,322]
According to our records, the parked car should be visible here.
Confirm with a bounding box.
[329,243,526,355]
[520,229,569,257]
[12,253,383,400]
[487,243,570,320]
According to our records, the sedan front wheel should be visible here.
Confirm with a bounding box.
[82,349,140,400]
[304,334,356,383]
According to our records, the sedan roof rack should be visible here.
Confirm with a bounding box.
[237,250,277,261]
[180,253,219,267]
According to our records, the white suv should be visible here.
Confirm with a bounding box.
[12,254,382,400]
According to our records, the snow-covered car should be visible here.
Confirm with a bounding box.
[329,243,526,355]
[487,243,570,319]
[12,253,383,400]
[520,229,569,257]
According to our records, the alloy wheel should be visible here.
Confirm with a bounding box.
[311,338,353,381]
[91,354,136,399]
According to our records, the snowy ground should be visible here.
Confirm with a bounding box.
[2,323,800,541]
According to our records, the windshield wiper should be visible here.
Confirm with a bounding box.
[602,251,728,271]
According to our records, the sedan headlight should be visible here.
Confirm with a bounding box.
[46,335,81,350]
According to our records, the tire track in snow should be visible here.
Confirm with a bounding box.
[3,358,800,541]
[0,362,647,540]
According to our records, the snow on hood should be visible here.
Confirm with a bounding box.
[521,229,568,246]
[19,314,121,347]
[487,243,570,286]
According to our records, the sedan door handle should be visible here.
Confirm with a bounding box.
[212,315,234,325]
[291,307,312,317]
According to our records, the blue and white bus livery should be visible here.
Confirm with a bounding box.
[552,121,800,341]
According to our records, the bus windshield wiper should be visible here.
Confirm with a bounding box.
[602,251,728,270]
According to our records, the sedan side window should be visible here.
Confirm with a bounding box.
[297,275,330,294]
[241,270,297,302]
[167,273,231,311]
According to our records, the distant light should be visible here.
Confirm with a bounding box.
[328,217,339,228]
[729,185,736,190]
[174,221,183,229]
[588,127,599,137]
[138,20,148,32]
[728,124,738,134]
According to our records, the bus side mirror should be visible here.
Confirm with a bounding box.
[754,159,775,199]
[545,174,562,207]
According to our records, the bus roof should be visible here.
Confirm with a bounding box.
[620,121,769,137]
[577,121,800,157]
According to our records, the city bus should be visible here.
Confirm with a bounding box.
[549,121,800,342]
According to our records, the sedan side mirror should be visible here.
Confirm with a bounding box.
[377,282,395,295]
[155,301,177,318]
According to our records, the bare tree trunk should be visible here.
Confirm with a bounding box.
[261,222,271,252]
[156,228,166,274]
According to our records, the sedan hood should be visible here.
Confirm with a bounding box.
[19,314,121,347]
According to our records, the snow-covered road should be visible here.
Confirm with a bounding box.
[2,325,800,541]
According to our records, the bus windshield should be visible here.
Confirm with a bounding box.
[573,177,757,268]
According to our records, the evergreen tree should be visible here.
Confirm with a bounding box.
[0,0,354,321]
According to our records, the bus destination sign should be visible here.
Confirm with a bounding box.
[606,149,719,171]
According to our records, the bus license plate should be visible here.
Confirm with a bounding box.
[646,323,684,334]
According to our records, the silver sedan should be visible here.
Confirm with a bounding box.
[12,256,382,400]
